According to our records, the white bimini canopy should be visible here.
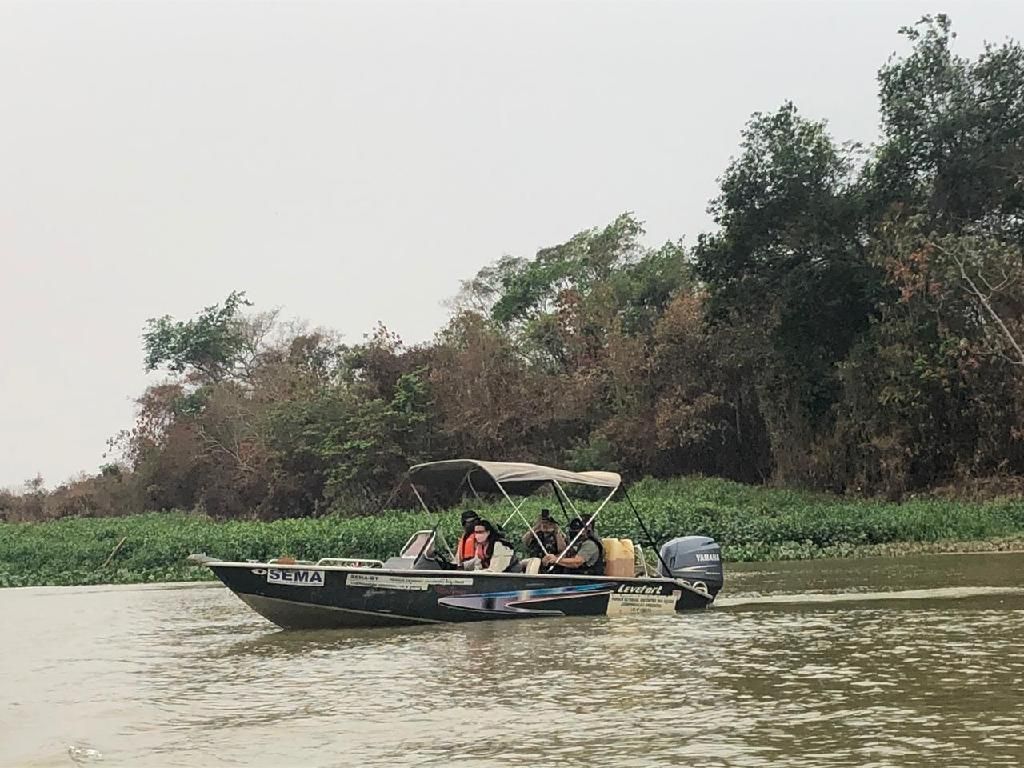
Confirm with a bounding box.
[407,459,621,497]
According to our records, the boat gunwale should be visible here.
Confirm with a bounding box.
[205,560,715,598]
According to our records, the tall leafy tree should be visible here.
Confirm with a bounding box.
[694,103,879,482]
[870,14,1024,242]
[142,291,255,383]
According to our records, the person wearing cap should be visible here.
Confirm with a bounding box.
[455,510,480,566]
[542,516,604,575]
[521,509,567,559]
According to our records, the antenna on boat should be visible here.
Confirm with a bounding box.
[621,486,676,578]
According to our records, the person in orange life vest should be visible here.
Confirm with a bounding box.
[455,509,480,566]
[461,518,516,572]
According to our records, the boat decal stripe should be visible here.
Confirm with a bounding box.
[467,582,614,600]
[239,593,443,624]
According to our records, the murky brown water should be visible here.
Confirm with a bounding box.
[2,552,1022,767]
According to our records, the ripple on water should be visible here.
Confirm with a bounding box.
[1,555,1022,767]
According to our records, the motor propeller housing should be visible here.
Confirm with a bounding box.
[658,535,723,597]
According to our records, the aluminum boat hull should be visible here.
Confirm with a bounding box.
[208,562,714,629]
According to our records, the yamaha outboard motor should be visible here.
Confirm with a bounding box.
[658,536,723,598]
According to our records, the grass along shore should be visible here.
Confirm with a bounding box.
[3,476,1024,588]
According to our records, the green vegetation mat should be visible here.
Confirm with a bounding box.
[3,476,1024,588]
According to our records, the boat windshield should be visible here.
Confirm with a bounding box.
[400,531,436,559]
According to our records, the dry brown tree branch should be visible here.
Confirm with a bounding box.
[937,242,1024,366]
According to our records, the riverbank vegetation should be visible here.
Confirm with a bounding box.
[3,476,1024,587]
[5,16,1024,531]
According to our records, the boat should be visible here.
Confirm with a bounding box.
[191,459,724,629]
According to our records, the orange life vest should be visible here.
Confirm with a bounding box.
[458,534,476,561]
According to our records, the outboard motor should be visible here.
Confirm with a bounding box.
[658,536,723,598]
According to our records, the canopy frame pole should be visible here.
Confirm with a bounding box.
[465,472,484,502]
[369,477,407,518]
[410,483,432,514]
[551,480,581,519]
[549,481,573,525]
[497,482,550,557]
[410,483,456,561]
[548,483,619,569]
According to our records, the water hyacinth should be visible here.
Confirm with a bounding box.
[2,477,1024,587]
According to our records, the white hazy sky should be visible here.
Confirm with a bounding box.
[2,1,1022,489]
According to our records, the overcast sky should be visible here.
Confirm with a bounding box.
[2,0,1022,490]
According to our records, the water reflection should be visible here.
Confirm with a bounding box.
[1,553,1022,767]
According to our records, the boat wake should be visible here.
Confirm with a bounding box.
[717,585,1024,609]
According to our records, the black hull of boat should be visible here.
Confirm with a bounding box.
[208,563,714,629]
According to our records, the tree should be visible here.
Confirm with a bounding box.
[694,103,879,483]
[142,290,255,383]
[831,214,1024,494]
[22,16,1024,523]
[488,213,646,327]
[266,369,437,515]
[870,15,1024,242]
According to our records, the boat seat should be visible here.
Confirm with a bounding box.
[520,557,542,575]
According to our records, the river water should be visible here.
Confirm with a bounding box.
[2,553,1022,767]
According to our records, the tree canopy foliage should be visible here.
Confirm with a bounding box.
[7,15,1024,522]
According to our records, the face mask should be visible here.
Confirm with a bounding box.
[474,532,488,543]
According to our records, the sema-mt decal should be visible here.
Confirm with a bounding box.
[346,573,473,591]
[267,568,325,587]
